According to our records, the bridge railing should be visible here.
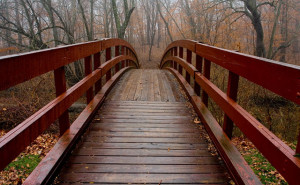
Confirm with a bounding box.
[0,38,139,183]
[160,40,300,185]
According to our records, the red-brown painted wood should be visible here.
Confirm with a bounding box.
[54,67,70,136]
[85,56,93,103]
[195,43,300,105]
[161,40,300,185]
[115,46,120,72]
[186,49,192,83]
[223,71,239,139]
[0,38,139,173]
[162,56,197,78]
[194,71,300,184]
[94,52,102,93]
[194,55,203,96]
[202,59,211,106]
[166,67,261,185]
[178,47,183,74]
[24,67,133,185]
[106,48,112,81]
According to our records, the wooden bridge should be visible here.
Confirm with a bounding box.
[0,39,299,184]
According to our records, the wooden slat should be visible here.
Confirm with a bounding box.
[196,43,300,105]
[68,156,219,165]
[96,119,192,124]
[73,149,211,156]
[84,137,204,144]
[80,142,207,150]
[23,67,132,185]
[89,127,199,133]
[59,173,227,184]
[61,164,224,174]
[166,67,263,185]
[87,131,200,138]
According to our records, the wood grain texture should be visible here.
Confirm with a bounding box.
[57,100,229,184]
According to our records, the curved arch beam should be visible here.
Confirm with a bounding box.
[161,56,198,78]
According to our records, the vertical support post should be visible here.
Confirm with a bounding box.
[85,56,93,103]
[126,48,129,66]
[121,46,125,68]
[174,47,178,70]
[115,46,120,72]
[194,55,203,96]
[170,48,174,68]
[186,49,192,83]
[54,67,70,136]
[297,134,300,155]
[94,52,101,93]
[202,59,211,106]
[223,71,239,139]
[178,47,183,74]
[106,47,111,81]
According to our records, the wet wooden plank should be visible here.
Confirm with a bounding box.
[126,70,140,100]
[87,131,200,138]
[68,156,219,165]
[61,164,225,174]
[59,173,228,184]
[89,126,200,133]
[84,136,205,144]
[161,71,176,102]
[90,123,198,128]
[80,142,207,150]
[94,119,192,123]
[73,149,211,156]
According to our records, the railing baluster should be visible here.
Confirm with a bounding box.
[174,47,178,70]
[106,47,112,81]
[194,55,203,96]
[178,47,183,74]
[115,46,120,72]
[121,46,125,68]
[223,71,239,139]
[54,67,70,135]
[297,133,300,155]
[126,47,129,66]
[94,52,101,93]
[186,49,192,83]
[202,59,211,106]
[170,48,174,68]
[85,56,93,103]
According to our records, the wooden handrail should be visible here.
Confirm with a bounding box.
[160,40,300,185]
[0,38,139,171]
[0,39,139,91]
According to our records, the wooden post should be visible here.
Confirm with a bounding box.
[296,130,300,155]
[170,48,174,68]
[106,48,111,81]
[223,71,239,139]
[54,67,70,136]
[174,47,178,70]
[202,59,211,106]
[194,55,203,96]
[115,46,120,72]
[85,56,93,104]
[126,47,129,66]
[186,49,192,83]
[178,47,183,74]
[121,46,125,68]
[94,52,101,93]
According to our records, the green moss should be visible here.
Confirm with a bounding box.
[5,154,41,175]
[244,150,287,185]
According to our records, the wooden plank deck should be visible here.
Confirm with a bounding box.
[56,69,230,184]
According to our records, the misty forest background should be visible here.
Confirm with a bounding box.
[0,0,299,184]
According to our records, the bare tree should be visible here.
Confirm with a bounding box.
[111,0,135,39]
